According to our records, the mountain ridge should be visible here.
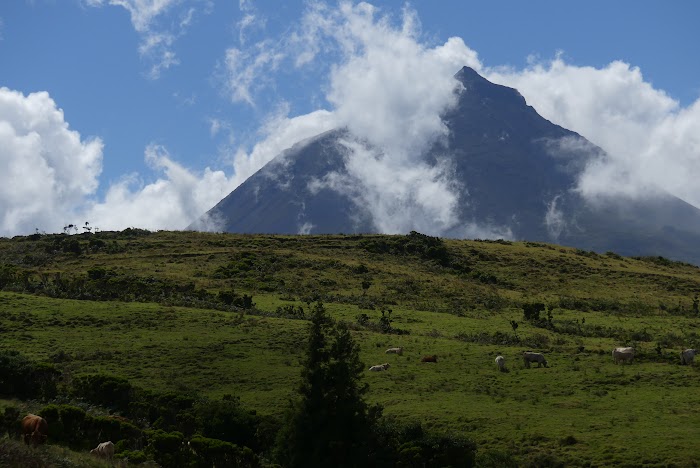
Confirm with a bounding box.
[191,67,700,265]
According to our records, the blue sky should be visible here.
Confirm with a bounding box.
[1,1,699,236]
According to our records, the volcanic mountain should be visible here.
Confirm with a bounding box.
[191,67,700,264]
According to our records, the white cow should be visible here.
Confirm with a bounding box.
[612,347,635,364]
[681,348,698,365]
[523,351,548,368]
[385,347,404,356]
[90,441,114,459]
[495,355,506,372]
[369,363,390,371]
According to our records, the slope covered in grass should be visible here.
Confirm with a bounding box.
[1,230,700,466]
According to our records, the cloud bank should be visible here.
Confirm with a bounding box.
[486,59,700,207]
[0,88,103,235]
[0,87,235,236]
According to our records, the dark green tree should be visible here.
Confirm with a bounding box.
[276,302,379,468]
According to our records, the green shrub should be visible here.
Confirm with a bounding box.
[0,350,60,400]
[116,449,148,464]
[147,430,187,467]
[58,405,86,447]
[1,406,21,438]
[359,231,454,267]
[194,397,259,450]
[188,435,259,468]
[476,448,519,468]
[367,419,476,468]
[38,404,64,442]
[523,302,545,321]
[73,374,133,412]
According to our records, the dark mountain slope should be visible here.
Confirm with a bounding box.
[193,130,374,235]
[191,67,700,264]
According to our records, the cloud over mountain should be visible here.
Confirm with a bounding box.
[224,1,482,235]
[486,59,700,207]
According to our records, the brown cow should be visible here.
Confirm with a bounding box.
[21,414,48,446]
[421,355,438,363]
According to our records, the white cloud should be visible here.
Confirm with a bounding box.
[87,0,177,32]
[236,0,264,45]
[297,221,314,235]
[0,87,103,235]
[84,144,235,231]
[227,1,485,236]
[0,87,236,236]
[208,117,229,138]
[544,195,567,241]
[229,105,339,189]
[223,42,286,106]
[486,58,700,207]
[86,0,212,79]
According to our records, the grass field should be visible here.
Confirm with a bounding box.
[2,230,700,466]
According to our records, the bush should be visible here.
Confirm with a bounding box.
[38,404,143,450]
[368,419,476,468]
[522,303,545,321]
[38,404,64,443]
[1,406,21,439]
[188,435,259,468]
[58,405,86,447]
[0,350,60,400]
[84,415,142,448]
[133,390,196,433]
[116,449,148,464]
[218,290,256,309]
[194,396,260,450]
[359,231,454,267]
[275,304,305,319]
[147,430,187,467]
[476,448,519,468]
[72,374,133,412]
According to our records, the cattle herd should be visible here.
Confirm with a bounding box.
[368,347,700,373]
[15,347,700,454]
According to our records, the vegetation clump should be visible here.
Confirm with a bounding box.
[359,231,454,267]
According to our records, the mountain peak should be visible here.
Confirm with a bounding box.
[454,66,527,107]
[191,66,700,265]
[454,66,488,84]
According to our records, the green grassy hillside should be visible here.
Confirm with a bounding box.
[2,230,700,466]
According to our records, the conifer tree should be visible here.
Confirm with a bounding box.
[276,302,378,468]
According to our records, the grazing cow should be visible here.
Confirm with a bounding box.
[21,414,48,446]
[495,355,506,372]
[385,347,404,356]
[522,351,548,368]
[90,441,115,459]
[421,355,438,363]
[680,348,698,365]
[369,363,390,371]
[612,347,635,364]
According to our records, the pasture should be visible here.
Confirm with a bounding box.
[2,230,700,465]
